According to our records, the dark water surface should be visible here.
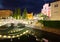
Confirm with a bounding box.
[0,29,60,42]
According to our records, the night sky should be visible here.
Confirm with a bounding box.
[0,0,55,13]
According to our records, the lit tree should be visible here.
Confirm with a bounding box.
[13,8,21,19]
[13,8,17,19]
[37,13,49,20]
[17,8,21,19]
[22,8,27,19]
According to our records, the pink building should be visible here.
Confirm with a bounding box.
[41,3,51,17]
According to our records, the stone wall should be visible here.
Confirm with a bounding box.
[50,1,60,20]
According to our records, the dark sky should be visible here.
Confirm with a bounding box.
[0,0,55,13]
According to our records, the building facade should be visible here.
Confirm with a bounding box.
[0,10,13,19]
[50,1,60,20]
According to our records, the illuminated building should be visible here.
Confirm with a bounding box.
[41,1,60,20]
[0,10,13,19]
[41,3,51,18]
[26,13,33,20]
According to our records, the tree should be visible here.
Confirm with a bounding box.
[12,8,17,19]
[17,8,21,19]
[13,8,21,19]
[22,8,27,19]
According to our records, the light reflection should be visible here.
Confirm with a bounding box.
[26,30,29,33]
[3,35,7,38]
[12,36,15,38]
[7,36,11,38]
[16,35,20,37]
[23,32,26,34]
[20,34,23,36]
[0,35,2,37]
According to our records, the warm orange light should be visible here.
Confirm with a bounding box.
[26,13,33,20]
[0,10,13,18]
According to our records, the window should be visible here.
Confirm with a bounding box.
[54,4,58,7]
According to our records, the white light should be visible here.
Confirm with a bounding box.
[18,37,20,39]
[26,30,29,33]
[29,31,31,34]
[16,30,18,32]
[35,36,37,38]
[32,33,34,35]
[13,31,15,32]
[36,38,39,41]
[3,35,7,38]
[18,29,21,31]
[23,32,26,34]
[20,34,23,36]
[12,36,15,38]
[16,35,19,37]
[11,31,13,33]
[0,35,2,37]
[8,36,11,38]
[8,32,10,33]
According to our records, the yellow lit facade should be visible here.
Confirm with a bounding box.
[26,13,33,20]
[0,10,13,18]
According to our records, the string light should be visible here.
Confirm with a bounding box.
[3,35,7,38]
[13,30,15,33]
[7,36,11,38]
[18,37,20,39]
[8,32,10,33]
[11,38,13,42]
[32,33,34,35]
[16,35,20,37]
[26,30,29,33]
[36,38,40,41]
[20,34,23,36]
[16,30,19,32]
[12,35,15,38]
[0,35,2,38]
[23,32,26,34]
[34,35,37,38]
[11,31,13,33]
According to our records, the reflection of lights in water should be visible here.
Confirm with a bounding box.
[35,36,37,38]
[16,35,20,37]
[23,32,26,34]
[18,37,20,39]
[32,33,34,35]
[20,34,23,36]
[13,30,15,33]
[42,38,48,42]
[0,35,2,37]
[36,38,39,41]
[0,17,39,39]
[12,36,15,38]
[7,23,11,27]
[26,30,29,33]
[11,31,13,33]
[3,35,7,38]
[16,30,19,32]
[7,36,11,38]
[11,38,13,41]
